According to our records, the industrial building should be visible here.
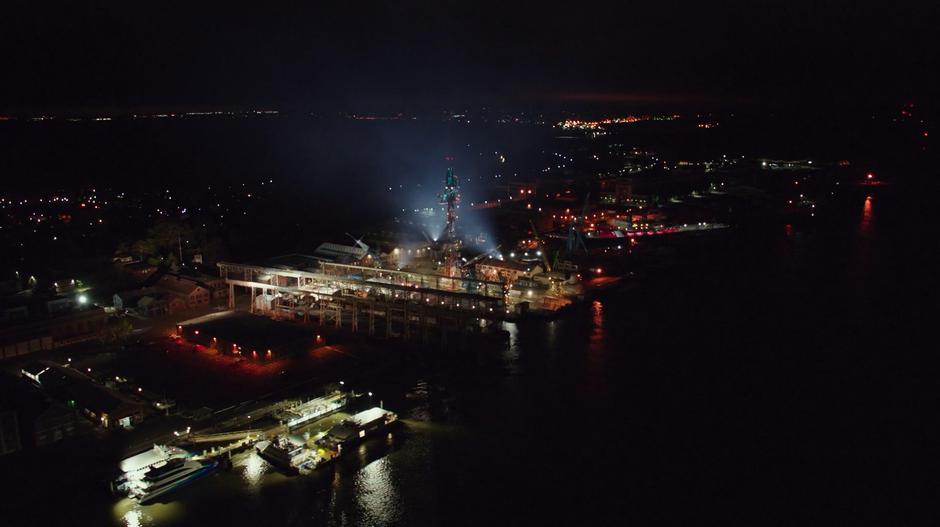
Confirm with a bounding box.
[213,167,584,340]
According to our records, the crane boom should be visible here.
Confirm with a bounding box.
[460,245,501,269]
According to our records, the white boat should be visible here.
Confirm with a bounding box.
[112,445,190,495]
[319,407,398,450]
[120,445,190,473]
[132,459,218,504]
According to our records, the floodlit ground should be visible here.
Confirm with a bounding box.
[110,331,375,408]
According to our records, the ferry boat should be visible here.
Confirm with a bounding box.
[132,458,218,505]
[112,445,190,495]
[318,407,398,452]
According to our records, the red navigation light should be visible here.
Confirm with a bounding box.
[194,330,199,335]
[866,173,874,179]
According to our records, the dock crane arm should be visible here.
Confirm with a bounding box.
[460,245,501,269]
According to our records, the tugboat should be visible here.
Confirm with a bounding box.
[256,435,306,475]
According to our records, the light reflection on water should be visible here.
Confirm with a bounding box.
[503,320,519,351]
[239,451,269,488]
[353,457,402,525]
[502,321,520,373]
[122,508,142,527]
[860,195,873,234]
[112,497,182,527]
[590,300,604,350]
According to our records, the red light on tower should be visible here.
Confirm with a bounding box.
[866,173,874,179]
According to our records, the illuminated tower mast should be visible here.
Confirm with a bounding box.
[439,162,461,277]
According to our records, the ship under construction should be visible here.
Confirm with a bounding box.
[217,166,583,338]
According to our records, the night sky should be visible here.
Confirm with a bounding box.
[2,1,936,113]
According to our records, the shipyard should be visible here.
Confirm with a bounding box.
[3,144,877,517]
[0,109,915,525]
[0,3,931,521]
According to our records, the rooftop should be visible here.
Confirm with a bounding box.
[348,407,392,426]
[253,253,322,273]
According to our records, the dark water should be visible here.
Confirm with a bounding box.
[90,182,934,526]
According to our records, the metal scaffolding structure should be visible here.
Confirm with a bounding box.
[217,260,514,336]
[439,165,461,278]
